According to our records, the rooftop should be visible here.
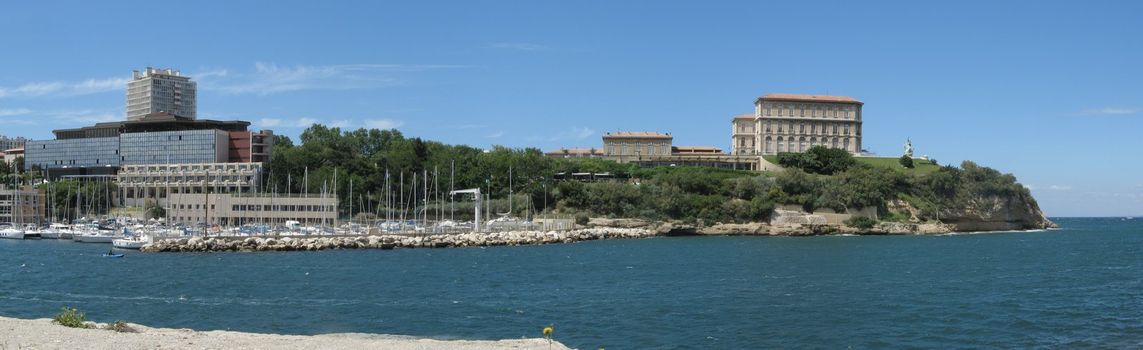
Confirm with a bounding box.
[602,131,672,139]
[545,147,604,155]
[758,93,863,105]
[734,113,754,120]
[51,112,251,140]
[674,146,722,151]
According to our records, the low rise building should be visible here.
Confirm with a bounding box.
[116,162,264,208]
[0,185,45,225]
[0,135,26,152]
[544,147,604,158]
[168,193,337,227]
[2,148,23,167]
[672,146,724,155]
[601,131,673,163]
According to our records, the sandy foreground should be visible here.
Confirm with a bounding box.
[0,317,571,350]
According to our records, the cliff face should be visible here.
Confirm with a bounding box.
[930,195,1056,232]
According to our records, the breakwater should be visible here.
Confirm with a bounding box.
[140,228,656,252]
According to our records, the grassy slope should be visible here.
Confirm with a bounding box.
[855,157,940,175]
[762,155,940,175]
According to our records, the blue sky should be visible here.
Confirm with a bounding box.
[0,1,1140,217]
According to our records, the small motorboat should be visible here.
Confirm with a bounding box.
[102,253,125,258]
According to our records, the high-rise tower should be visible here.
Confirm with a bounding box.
[126,67,196,121]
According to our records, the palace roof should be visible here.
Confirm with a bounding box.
[758,93,863,105]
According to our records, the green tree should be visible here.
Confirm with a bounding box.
[899,155,914,168]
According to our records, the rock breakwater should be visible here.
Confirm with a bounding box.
[140,228,656,253]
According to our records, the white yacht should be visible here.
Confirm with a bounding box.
[112,235,150,249]
[72,226,119,243]
[0,226,24,240]
[39,223,74,239]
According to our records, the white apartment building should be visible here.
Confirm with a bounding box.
[127,67,197,120]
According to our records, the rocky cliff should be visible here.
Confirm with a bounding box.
[898,195,1056,232]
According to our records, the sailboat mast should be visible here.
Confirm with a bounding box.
[449,160,454,222]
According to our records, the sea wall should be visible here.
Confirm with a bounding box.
[141,228,656,253]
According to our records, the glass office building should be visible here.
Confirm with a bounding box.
[120,129,228,165]
[26,130,230,171]
[25,137,121,169]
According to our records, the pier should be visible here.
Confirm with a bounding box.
[140,228,656,252]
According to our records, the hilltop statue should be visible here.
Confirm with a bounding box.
[904,138,914,158]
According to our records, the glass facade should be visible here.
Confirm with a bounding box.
[26,129,226,170]
[120,129,225,165]
[25,137,120,169]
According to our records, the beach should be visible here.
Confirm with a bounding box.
[0,316,570,350]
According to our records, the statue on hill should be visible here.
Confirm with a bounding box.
[904,138,914,158]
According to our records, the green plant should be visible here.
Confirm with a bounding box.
[899,155,914,168]
[882,211,912,222]
[845,216,878,229]
[574,213,589,225]
[53,307,93,329]
[104,320,136,333]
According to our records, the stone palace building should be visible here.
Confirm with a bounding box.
[732,93,863,155]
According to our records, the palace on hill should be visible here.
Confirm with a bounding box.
[547,92,865,171]
[731,93,863,155]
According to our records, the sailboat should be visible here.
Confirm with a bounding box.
[2,175,26,239]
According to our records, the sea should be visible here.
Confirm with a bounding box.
[1,217,1140,349]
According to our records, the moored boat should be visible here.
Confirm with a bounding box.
[112,235,149,249]
[0,227,25,240]
[73,231,118,243]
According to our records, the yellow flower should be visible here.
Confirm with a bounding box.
[543,326,554,339]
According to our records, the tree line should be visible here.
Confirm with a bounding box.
[267,125,1038,225]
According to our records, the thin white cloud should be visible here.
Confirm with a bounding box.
[487,131,505,138]
[0,77,127,99]
[1082,107,1138,115]
[258,118,283,127]
[193,69,229,80]
[329,119,353,128]
[487,42,551,51]
[295,117,319,128]
[0,108,32,117]
[206,62,466,96]
[255,117,346,129]
[365,118,403,129]
[1049,185,1072,191]
[571,127,595,139]
[24,109,122,125]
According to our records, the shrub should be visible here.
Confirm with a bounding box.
[53,307,93,329]
[882,211,912,222]
[574,213,589,225]
[899,155,914,168]
[845,216,878,229]
[777,146,855,175]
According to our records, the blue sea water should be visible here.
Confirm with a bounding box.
[1,218,1141,348]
